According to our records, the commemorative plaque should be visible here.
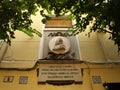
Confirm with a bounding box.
[38,16,82,85]
[39,31,81,61]
[38,64,83,85]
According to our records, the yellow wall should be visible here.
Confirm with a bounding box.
[0,65,120,90]
[0,11,120,90]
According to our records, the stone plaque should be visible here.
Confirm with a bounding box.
[39,31,81,60]
[38,64,83,85]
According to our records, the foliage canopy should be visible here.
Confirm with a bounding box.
[0,0,120,51]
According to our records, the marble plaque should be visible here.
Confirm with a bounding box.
[38,64,83,85]
[39,31,81,60]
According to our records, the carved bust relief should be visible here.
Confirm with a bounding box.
[49,36,70,54]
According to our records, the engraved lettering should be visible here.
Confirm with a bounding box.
[48,32,72,37]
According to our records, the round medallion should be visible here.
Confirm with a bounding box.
[49,36,70,54]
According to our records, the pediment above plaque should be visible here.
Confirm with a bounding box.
[45,15,72,28]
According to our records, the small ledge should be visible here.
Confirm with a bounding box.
[0,60,37,70]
